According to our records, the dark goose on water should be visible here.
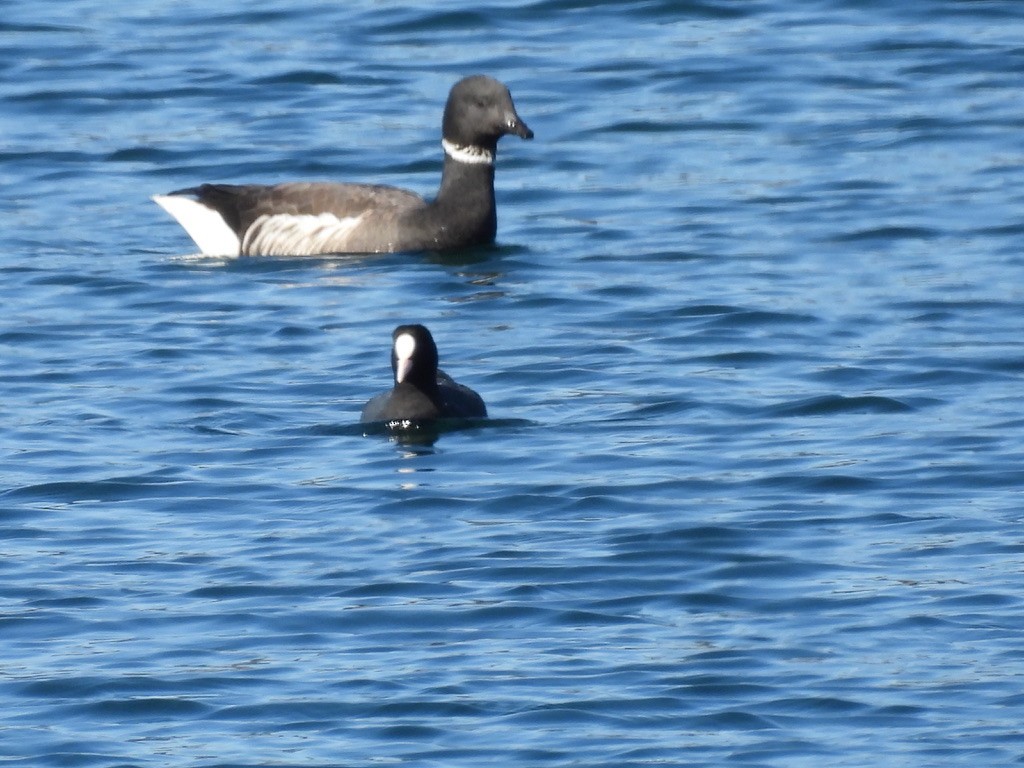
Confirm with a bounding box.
[361,324,487,424]
[153,75,533,256]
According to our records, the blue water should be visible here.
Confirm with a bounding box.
[3,1,1024,765]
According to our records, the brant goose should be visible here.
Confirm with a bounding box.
[153,75,533,256]
[361,324,487,424]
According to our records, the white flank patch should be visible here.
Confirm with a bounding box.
[152,195,241,256]
[242,212,365,256]
[442,139,494,166]
[394,332,416,383]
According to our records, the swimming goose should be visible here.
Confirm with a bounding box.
[153,75,533,256]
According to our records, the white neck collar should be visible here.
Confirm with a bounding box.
[442,139,494,166]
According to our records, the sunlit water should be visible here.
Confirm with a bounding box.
[3,1,1024,766]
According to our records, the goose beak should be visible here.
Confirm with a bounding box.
[507,114,533,140]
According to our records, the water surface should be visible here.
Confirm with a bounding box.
[3,1,1024,766]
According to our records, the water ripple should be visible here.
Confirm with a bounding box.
[3,1,1024,766]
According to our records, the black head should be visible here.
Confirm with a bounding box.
[441,75,533,151]
[390,324,440,391]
